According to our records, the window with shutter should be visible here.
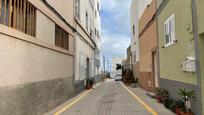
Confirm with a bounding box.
[55,24,69,50]
[0,0,36,36]
[75,0,80,19]
[164,14,175,47]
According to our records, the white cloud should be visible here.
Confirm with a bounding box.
[102,33,130,57]
[100,0,131,57]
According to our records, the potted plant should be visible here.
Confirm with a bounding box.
[156,88,163,103]
[161,89,169,103]
[89,79,94,88]
[85,79,94,89]
[169,100,176,112]
[164,98,174,109]
[175,100,185,115]
[177,88,195,115]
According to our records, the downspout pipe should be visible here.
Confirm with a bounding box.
[191,0,202,114]
[191,0,201,87]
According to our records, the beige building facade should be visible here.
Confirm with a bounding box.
[139,0,158,92]
[130,0,152,80]
[0,0,75,114]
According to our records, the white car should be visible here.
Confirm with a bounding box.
[115,75,122,81]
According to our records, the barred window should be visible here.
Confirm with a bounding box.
[55,24,69,50]
[0,0,36,36]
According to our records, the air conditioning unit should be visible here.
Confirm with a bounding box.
[182,57,196,72]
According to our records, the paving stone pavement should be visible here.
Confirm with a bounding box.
[49,79,174,115]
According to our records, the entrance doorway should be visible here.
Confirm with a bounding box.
[86,58,90,80]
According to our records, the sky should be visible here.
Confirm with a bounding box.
[100,0,132,58]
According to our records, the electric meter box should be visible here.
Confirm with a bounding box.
[182,57,196,72]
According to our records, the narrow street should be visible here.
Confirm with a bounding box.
[47,80,174,115]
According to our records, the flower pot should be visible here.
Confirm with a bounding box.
[180,112,194,115]
[156,96,162,103]
[175,107,181,115]
[85,85,91,90]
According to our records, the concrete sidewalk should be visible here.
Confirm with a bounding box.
[46,80,174,115]
[127,85,174,115]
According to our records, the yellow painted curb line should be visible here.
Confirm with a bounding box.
[121,82,158,115]
[54,83,101,115]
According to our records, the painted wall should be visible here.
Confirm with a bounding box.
[36,11,55,45]
[138,0,152,19]
[74,35,95,82]
[130,0,152,63]
[111,57,125,78]
[197,0,204,113]
[139,0,157,92]
[0,28,74,114]
[130,0,152,79]
[130,0,139,63]
[46,0,74,26]
[77,0,95,35]
[199,34,204,115]
[0,34,74,88]
[0,0,75,113]
[158,0,196,84]
[74,0,101,86]
[157,0,163,8]
[197,0,204,35]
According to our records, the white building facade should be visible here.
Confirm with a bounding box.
[111,57,125,78]
[74,0,101,94]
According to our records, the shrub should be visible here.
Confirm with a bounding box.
[164,99,174,109]
[169,100,176,112]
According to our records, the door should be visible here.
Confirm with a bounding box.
[86,58,90,80]
[84,58,90,86]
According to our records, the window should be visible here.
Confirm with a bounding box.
[0,0,36,36]
[95,10,97,18]
[133,51,136,63]
[97,2,99,12]
[133,25,135,35]
[55,24,69,50]
[164,14,175,47]
[75,0,80,19]
[86,11,88,31]
[95,28,99,38]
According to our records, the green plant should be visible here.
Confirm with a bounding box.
[177,88,195,113]
[155,88,163,103]
[175,99,185,108]
[169,100,176,112]
[161,89,169,102]
[155,88,170,103]
[164,99,174,109]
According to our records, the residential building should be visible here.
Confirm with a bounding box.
[139,0,158,92]
[0,0,75,114]
[126,45,132,70]
[111,57,125,78]
[74,0,101,95]
[157,0,203,114]
[196,0,204,114]
[130,0,152,80]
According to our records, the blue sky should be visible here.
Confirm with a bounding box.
[101,0,132,57]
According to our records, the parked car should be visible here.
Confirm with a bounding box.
[115,75,122,81]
